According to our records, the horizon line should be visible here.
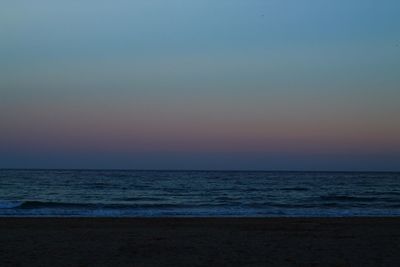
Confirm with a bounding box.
[1,168,399,173]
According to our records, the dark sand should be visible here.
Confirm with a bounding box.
[0,218,400,267]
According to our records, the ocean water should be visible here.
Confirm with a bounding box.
[0,170,399,217]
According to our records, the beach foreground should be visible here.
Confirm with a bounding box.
[1,218,399,267]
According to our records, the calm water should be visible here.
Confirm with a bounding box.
[0,170,399,217]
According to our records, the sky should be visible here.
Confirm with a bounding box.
[1,0,400,170]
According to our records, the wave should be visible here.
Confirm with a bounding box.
[0,201,228,210]
[0,201,93,209]
[1,196,400,216]
[0,201,23,209]
[281,187,309,191]
[0,200,327,210]
[318,195,381,202]
[1,200,400,217]
[18,201,94,209]
[112,197,165,202]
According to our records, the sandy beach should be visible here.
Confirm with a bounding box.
[0,217,399,266]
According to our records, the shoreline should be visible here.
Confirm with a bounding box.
[1,217,400,266]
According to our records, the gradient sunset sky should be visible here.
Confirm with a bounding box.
[1,0,400,170]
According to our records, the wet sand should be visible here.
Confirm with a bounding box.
[0,217,399,266]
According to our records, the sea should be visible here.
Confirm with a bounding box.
[0,169,399,217]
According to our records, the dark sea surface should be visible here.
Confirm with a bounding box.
[0,170,399,217]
